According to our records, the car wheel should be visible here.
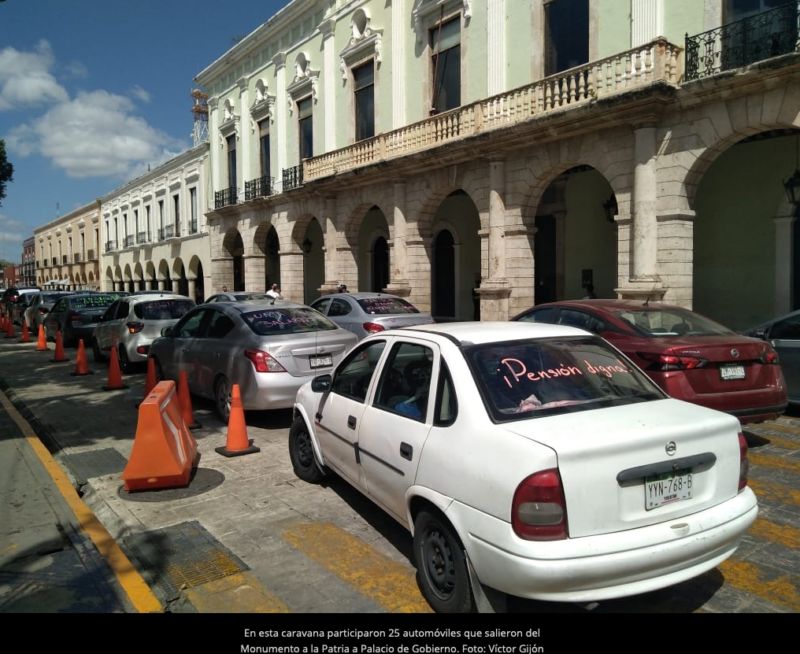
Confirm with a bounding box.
[413,509,475,614]
[152,358,166,382]
[92,339,106,363]
[288,416,326,483]
[118,347,132,374]
[214,376,232,423]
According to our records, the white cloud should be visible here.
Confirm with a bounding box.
[0,41,69,110]
[7,90,187,179]
[129,85,151,103]
[0,213,26,259]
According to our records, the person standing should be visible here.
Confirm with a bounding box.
[267,283,283,299]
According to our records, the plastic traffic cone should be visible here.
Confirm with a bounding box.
[4,317,14,339]
[136,357,158,407]
[51,329,69,362]
[177,370,201,430]
[103,346,128,391]
[70,339,93,376]
[36,324,48,351]
[19,320,31,343]
[215,384,259,457]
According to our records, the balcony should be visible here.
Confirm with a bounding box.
[86,249,96,261]
[303,38,682,183]
[74,252,82,263]
[282,166,303,191]
[62,255,68,264]
[105,241,117,254]
[188,220,198,235]
[245,175,274,201]
[686,2,799,81]
[215,187,238,209]
[164,224,175,239]
[136,231,148,245]
[124,235,134,248]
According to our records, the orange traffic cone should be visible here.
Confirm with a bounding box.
[19,321,31,343]
[51,329,69,362]
[215,384,259,457]
[136,357,158,407]
[4,317,14,339]
[103,346,128,391]
[36,323,48,351]
[70,339,93,376]
[178,370,201,430]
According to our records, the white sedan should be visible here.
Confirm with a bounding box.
[290,322,758,613]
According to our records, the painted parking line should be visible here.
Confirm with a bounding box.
[717,558,800,613]
[749,479,800,507]
[748,433,800,451]
[282,522,433,613]
[182,572,291,613]
[748,517,800,551]
[749,452,800,476]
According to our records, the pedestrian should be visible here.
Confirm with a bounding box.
[267,283,283,299]
[337,284,347,293]
[582,284,597,299]
[222,285,228,293]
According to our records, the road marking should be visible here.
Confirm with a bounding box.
[283,522,433,613]
[748,432,800,450]
[183,572,291,613]
[717,558,800,612]
[749,517,800,550]
[749,479,800,507]
[749,451,800,476]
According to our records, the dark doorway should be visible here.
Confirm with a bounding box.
[433,229,455,319]
[372,237,389,292]
[535,215,557,305]
[195,262,205,304]
[232,233,245,292]
[176,263,189,297]
[265,227,281,290]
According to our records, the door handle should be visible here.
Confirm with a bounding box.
[400,442,413,461]
[347,416,357,429]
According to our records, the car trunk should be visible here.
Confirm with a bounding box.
[373,315,435,330]
[266,332,357,376]
[502,398,743,538]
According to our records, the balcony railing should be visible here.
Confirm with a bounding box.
[245,175,274,201]
[303,38,681,183]
[137,231,148,245]
[62,255,68,264]
[124,235,134,248]
[51,257,57,266]
[188,220,198,235]
[86,249,96,261]
[686,2,799,81]
[74,252,82,263]
[105,241,117,254]
[164,224,175,239]
[215,187,238,209]
[282,166,303,191]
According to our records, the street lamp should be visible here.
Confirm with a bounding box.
[602,194,618,223]
[301,237,312,254]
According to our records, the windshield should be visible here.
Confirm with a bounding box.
[356,297,420,315]
[614,307,733,337]
[467,336,664,423]
[242,308,340,335]
[136,299,195,320]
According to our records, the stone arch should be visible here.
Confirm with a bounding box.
[356,205,390,292]
[145,261,157,290]
[133,262,145,292]
[157,259,171,291]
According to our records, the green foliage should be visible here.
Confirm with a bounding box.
[0,139,13,207]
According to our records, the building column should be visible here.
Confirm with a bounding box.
[386,182,411,298]
[774,214,795,316]
[188,277,197,304]
[320,195,341,295]
[244,254,266,293]
[479,156,512,320]
[488,0,506,96]
[274,54,288,181]
[238,77,251,186]
[391,0,406,129]
[208,97,221,194]
[321,21,336,152]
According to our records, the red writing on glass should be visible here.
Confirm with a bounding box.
[499,357,630,387]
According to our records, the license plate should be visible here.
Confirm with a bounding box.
[310,354,332,368]
[645,470,692,510]
[720,364,745,380]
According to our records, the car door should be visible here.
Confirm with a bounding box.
[765,315,800,401]
[190,308,238,394]
[95,300,121,350]
[314,338,388,489]
[45,298,69,340]
[328,297,357,335]
[357,338,438,523]
[160,308,212,392]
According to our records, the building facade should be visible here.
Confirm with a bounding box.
[21,236,35,286]
[192,0,800,331]
[99,143,212,302]
[34,201,102,290]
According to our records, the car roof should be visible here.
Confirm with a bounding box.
[390,321,592,343]
[328,292,405,300]
[125,293,192,302]
[522,299,690,313]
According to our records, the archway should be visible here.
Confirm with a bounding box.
[432,229,455,319]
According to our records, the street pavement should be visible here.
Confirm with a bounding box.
[0,325,799,614]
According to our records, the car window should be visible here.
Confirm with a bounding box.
[115,301,130,320]
[136,299,194,320]
[241,308,340,335]
[175,310,207,338]
[52,299,68,312]
[311,297,331,314]
[769,315,800,340]
[467,336,664,423]
[205,295,221,303]
[357,297,420,315]
[515,307,555,323]
[374,342,434,421]
[328,299,352,317]
[434,361,457,426]
[331,340,387,402]
[206,311,236,339]
[615,307,733,337]
[102,301,120,321]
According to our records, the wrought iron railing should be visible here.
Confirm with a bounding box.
[137,231,148,245]
[124,235,134,248]
[245,175,274,200]
[188,220,198,234]
[164,224,175,239]
[104,241,117,254]
[74,252,82,263]
[215,187,238,209]
[282,165,303,191]
[62,255,68,264]
[685,2,799,81]
[87,249,96,261]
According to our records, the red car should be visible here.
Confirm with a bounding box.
[511,299,787,425]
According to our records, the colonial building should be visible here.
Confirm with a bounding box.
[34,201,101,289]
[21,236,35,287]
[99,142,211,302]
[193,0,800,331]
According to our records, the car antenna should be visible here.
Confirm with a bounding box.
[643,282,658,308]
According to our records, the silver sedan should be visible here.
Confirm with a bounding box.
[148,299,359,422]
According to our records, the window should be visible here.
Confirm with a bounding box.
[298,97,313,160]
[227,134,237,190]
[544,0,589,76]
[374,342,434,421]
[189,187,198,234]
[158,200,164,232]
[430,17,461,114]
[259,120,271,178]
[770,315,800,340]
[332,341,387,402]
[722,0,796,70]
[353,61,375,141]
[173,193,180,236]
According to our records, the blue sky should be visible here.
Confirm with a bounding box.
[0,0,288,264]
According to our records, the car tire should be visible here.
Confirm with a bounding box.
[92,339,106,363]
[118,347,132,374]
[413,509,475,614]
[152,357,166,382]
[214,375,232,423]
[288,416,327,483]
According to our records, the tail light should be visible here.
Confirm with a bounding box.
[511,469,568,541]
[69,314,83,323]
[759,346,779,364]
[126,321,145,334]
[637,352,707,371]
[738,432,749,493]
[244,349,286,373]
[362,322,386,334]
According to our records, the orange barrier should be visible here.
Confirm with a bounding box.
[103,346,128,391]
[177,370,201,430]
[51,330,68,362]
[19,321,31,343]
[215,383,260,457]
[36,324,48,351]
[122,380,199,492]
[70,339,93,376]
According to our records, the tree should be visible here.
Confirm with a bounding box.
[0,139,13,207]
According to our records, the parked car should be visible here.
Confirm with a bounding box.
[511,299,788,425]
[309,292,435,340]
[204,291,271,303]
[92,293,196,373]
[741,309,800,405]
[43,293,120,347]
[9,289,42,326]
[1,286,41,316]
[148,299,359,422]
[290,321,758,613]
[23,291,74,332]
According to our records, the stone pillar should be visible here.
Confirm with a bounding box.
[386,182,410,298]
[632,125,659,280]
[274,53,287,179]
[244,254,266,293]
[321,21,336,153]
[392,0,406,129]
[774,214,795,317]
[188,277,197,303]
[282,251,305,302]
[488,0,505,96]
[238,77,251,185]
[479,157,512,320]
[208,97,221,193]
[320,196,341,295]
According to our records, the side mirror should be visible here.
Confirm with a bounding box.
[311,374,332,393]
[161,326,174,337]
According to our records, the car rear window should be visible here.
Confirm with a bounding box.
[467,336,664,423]
[356,297,420,315]
[614,308,733,337]
[70,294,117,310]
[42,293,67,303]
[242,308,340,335]
[135,299,195,320]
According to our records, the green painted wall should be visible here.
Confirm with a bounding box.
[664,0,706,46]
